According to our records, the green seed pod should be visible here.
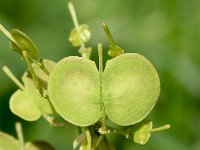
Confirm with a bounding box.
[48,53,160,126]
[102,53,160,126]
[9,29,39,60]
[9,89,42,121]
[22,73,55,115]
[108,45,124,58]
[48,56,100,126]
[69,24,91,47]
[133,120,153,145]
[0,132,19,150]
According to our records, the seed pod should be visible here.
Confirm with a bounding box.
[9,29,39,60]
[69,24,91,47]
[133,120,153,145]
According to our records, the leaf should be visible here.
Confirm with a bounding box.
[69,24,91,47]
[133,120,153,145]
[25,141,55,150]
[9,29,39,60]
[102,53,160,126]
[0,131,19,150]
[9,90,42,121]
[48,56,100,126]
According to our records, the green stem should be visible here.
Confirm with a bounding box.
[22,51,43,95]
[98,44,106,128]
[77,126,82,134]
[42,114,68,127]
[102,23,116,47]
[96,134,104,148]
[84,127,91,150]
[0,24,16,44]
[15,122,25,150]
[39,60,50,76]
[149,124,171,133]
[68,2,85,49]
[2,66,25,90]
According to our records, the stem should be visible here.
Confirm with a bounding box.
[84,127,91,150]
[2,66,25,90]
[22,51,43,95]
[15,122,25,150]
[98,44,106,128]
[42,114,67,126]
[149,124,171,133]
[0,24,16,44]
[77,126,82,134]
[39,60,50,76]
[0,24,23,51]
[102,23,116,47]
[68,2,85,49]
[96,135,104,148]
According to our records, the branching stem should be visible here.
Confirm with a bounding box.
[22,51,43,95]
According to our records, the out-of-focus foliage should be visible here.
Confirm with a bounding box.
[0,0,200,149]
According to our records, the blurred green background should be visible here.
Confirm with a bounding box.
[0,0,200,149]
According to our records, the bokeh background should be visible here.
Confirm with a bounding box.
[0,0,200,149]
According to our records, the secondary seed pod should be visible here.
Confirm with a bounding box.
[9,73,54,121]
[25,141,55,150]
[0,132,19,150]
[69,24,91,47]
[9,29,39,60]
[133,120,153,145]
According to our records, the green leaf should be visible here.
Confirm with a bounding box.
[69,24,91,47]
[0,131,19,150]
[102,53,160,126]
[9,29,39,60]
[133,120,153,145]
[25,141,55,150]
[9,90,42,121]
[48,56,100,126]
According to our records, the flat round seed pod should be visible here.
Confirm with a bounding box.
[9,29,39,60]
[48,56,100,126]
[25,141,55,150]
[9,90,41,121]
[0,132,19,150]
[102,53,160,126]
